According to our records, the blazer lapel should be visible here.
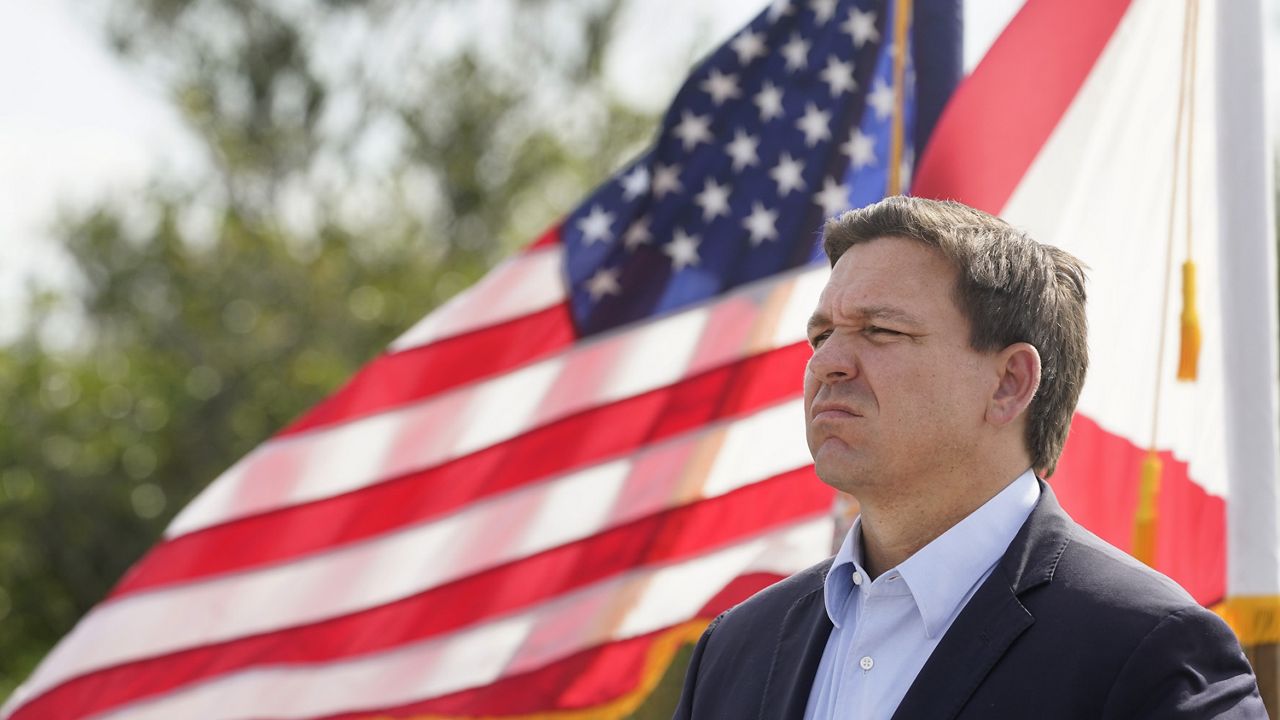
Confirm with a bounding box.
[890,482,1073,720]
[890,564,1034,720]
[759,563,834,720]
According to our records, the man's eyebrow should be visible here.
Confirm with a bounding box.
[859,305,923,326]
[806,312,831,336]
[806,305,923,334]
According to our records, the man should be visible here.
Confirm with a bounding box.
[673,196,1265,719]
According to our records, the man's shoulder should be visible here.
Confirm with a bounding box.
[713,557,832,632]
[673,559,838,718]
[1051,519,1198,613]
[1006,486,1202,621]
[1023,516,1220,650]
[976,512,1264,718]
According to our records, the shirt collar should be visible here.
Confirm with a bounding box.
[823,515,866,627]
[823,469,1041,636]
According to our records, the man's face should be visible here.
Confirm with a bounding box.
[803,235,996,496]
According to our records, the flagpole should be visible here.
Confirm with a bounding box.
[1215,0,1280,712]
[887,0,912,195]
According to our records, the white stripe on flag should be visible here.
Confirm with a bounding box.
[92,519,831,720]
[389,244,567,353]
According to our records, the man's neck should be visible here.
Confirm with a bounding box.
[856,466,1031,579]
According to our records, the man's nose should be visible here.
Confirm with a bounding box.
[807,333,858,383]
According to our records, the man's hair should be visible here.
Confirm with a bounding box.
[822,195,1088,476]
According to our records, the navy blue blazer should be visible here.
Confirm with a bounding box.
[674,483,1266,719]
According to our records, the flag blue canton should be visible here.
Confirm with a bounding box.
[563,0,913,337]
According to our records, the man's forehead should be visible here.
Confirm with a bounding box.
[811,240,958,325]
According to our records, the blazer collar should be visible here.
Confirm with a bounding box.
[891,479,1073,720]
[997,480,1074,594]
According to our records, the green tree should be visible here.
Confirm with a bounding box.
[1,1,708,712]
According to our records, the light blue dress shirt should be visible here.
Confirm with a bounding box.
[803,469,1041,720]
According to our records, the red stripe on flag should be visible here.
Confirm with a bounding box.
[529,223,561,250]
[281,303,575,437]
[911,0,1133,212]
[1052,413,1225,605]
[319,574,780,720]
[110,343,812,598]
[19,476,828,720]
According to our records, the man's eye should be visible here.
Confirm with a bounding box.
[866,326,900,336]
[810,331,831,347]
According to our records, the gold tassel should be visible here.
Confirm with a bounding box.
[1177,260,1201,380]
[1132,450,1162,567]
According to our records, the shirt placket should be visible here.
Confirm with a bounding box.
[848,570,914,719]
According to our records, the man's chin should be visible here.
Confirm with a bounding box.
[811,456,873,496]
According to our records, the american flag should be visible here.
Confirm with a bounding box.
[3,1,961,717]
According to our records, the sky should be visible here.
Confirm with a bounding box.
[0,0,1274,343]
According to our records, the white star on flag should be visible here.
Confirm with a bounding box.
[814,176,851,217]
[767,0,792,21]
[754,81,786,122]
[820,56,857,96]
[623,216,652,250]
[694,179,733,221]
[576,205,615,244]
[867,79,896,120]
[673,111,713,150]
[664,229,701,270]
[700,69,742,106]
[842,129,877,169]
[651,163,683,197]
[620,166,649,200]
[725,130,761,172]
[742,202,780,245]
[842,8,879,48]
[730,30,767,66]
[781,34,811,72]
[585,267,622,300]
[770,152,806,196]
[810,0,838,24]
[796,103,832,147]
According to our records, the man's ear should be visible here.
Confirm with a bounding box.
[987,343,1041,427]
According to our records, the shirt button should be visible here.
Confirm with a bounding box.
[851,570,863,586]
[859,656,874,671]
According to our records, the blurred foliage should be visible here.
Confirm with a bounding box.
[0,0,699,711]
